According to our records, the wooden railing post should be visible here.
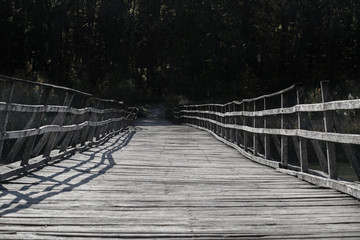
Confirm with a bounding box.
[233,103,238,145]
[204,106,208,130]
[0,80,15,164]
[197,106,200,127]
[243,102,248,152]
[189,106,192,125]
[101,102,109,138]
[194,106,197,126]
[296,84,308,172]
[118,103,125,132]
[226,104,230,141]
[253,101,259,156]
[179,106,182,124]
[235,103,243,147]
[193,107,201,127]
[184,106,188,124]
[20,87,52,165]
[86,99,100,143]
[201,106,208,128]
[119,105,127,132]
[206,105,210,130]
[221,106,225,138]
[190,106,193,125]
[107,101,115,134]
[60,96,88,152]
[195,106,198,126]
[78,98,92,146]
[281,93,288,166]
[191,107,199,126]
[43,92,74,158]
[217,106,221,135]
[185,106,188,124]
[209,105,212,131]
[209,105,213,132]
[196,106,200,127]
[264,97,271,159]
[224,105,228,139]
[202,106,205,129]
[95,101,104,140]
[229,104,233,141]
[321,80,337,179]
[210,106,216,133]
[232,103,236,143]
[194,106,196,126]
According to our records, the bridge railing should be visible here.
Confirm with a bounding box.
[0,75,137,181]
[174,81,360,198]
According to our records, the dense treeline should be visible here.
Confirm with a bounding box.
[1,1,360,103]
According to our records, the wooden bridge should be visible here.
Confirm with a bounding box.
[0,76,360,239]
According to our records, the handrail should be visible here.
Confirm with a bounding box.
[0,102,130,114]
[184,83,300,108]
[0,75,92,97]
[0,75,138,181]
[173,81,360,199]
[179,99,360,116]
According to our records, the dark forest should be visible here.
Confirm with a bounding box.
[1,1,360,103]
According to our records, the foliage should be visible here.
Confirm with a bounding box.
[1,1,360,103]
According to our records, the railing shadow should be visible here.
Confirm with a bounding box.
[0,129,135,216]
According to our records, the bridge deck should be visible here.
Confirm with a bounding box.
[0,118,360,239]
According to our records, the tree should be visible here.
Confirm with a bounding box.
[1,0,360,102]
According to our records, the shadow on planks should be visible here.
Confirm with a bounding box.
[0,130,135,217]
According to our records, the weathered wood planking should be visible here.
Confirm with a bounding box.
[0,118,360,239]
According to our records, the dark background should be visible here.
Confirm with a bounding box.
[1,0,360,103]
